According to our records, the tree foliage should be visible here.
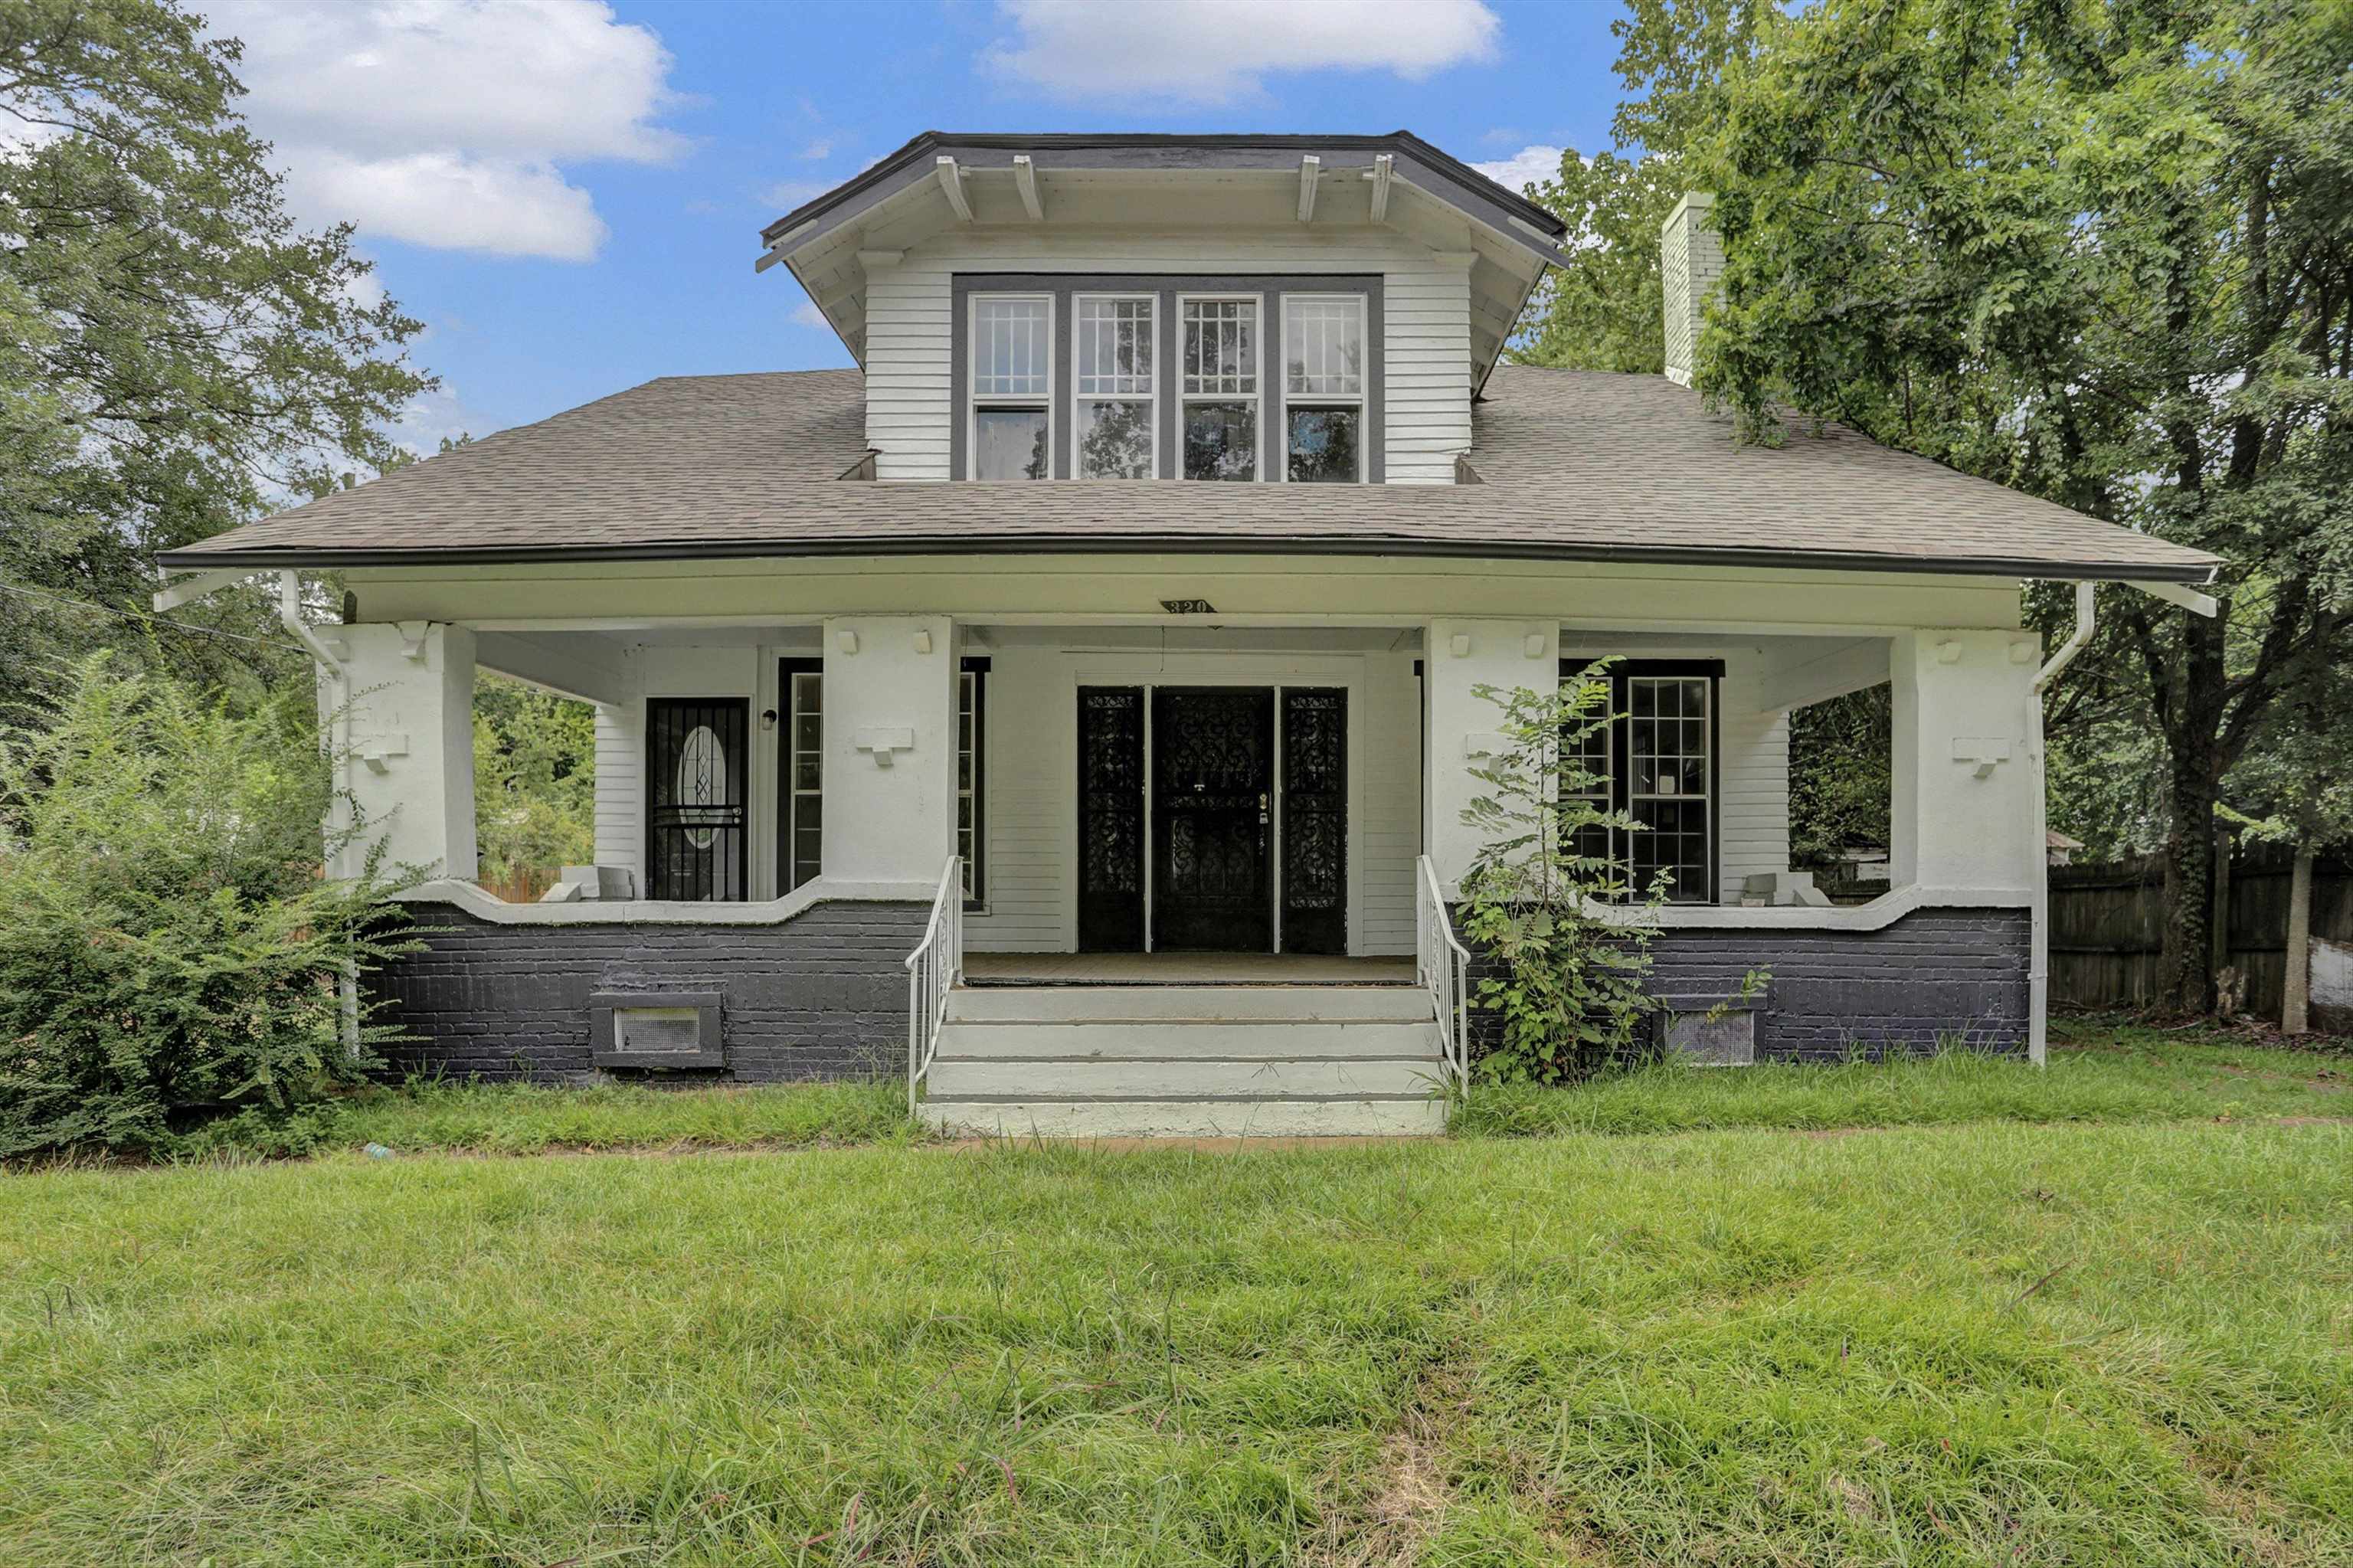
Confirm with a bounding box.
[1508,147,1681,373]
[0,656,420,1157]
[473,672,597,895]
[0,0,430,699]
[1619,0,2353,1011]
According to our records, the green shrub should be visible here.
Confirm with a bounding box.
[1458,668,1665,1082]
[0,656,418,1157]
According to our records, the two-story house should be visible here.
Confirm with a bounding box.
[159,131,2219,1134]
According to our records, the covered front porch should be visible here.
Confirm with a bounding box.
[322,555,2051,1100]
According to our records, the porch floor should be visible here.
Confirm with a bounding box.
[963,951,1415,987]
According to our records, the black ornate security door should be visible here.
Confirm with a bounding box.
[1281,688,1348,954]
[1077,687,1146,951]
[1151,687,1275,952]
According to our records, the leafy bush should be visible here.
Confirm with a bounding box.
[1458,669,1667,1082]
[0,656,417,1157]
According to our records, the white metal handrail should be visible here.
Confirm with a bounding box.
[1416,855,1472,1101]
[904,856,964,1115]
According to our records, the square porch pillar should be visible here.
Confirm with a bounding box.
[820,614,959,887]
[327,622,478,885]
[1423,617,1560,892]
[1888,630,2043,896]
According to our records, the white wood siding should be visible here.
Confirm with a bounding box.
[864,231,1472,484]
[591,700,641,878]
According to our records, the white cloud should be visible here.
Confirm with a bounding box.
[987,0,1500,103]
[1472,144,1566,198]
[202,0,681,261]
[790,301,830,329]
[287,150,610,261]
[391,385,497,455]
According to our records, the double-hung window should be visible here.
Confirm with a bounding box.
[1561,660,1719,904]
[1281,295,1366,483]
[1180,296,1259,480]
[1072,295,1155,479]
[970,295,1052,480]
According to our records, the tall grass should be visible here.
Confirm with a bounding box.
[1458,1022,2348,1138]
[4,1120,2348,1563]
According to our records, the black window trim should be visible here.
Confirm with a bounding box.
[961,655,988,910]
[777,658,823,895]
[1560,656,1725,905]
[949,272,1385,483]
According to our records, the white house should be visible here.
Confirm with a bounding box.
[159,132,2218,1134]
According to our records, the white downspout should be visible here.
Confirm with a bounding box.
[2026,581,2096,1066]
[280,570,362,1057]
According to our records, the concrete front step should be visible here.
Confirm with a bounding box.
[921,982,1452,1138]
[928,1054,1446,1100]
[922,1095,1448,1139]
[947,984,1427,1023]
[933,1019,1442,1061]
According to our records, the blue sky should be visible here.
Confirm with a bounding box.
[201,2,1629,449]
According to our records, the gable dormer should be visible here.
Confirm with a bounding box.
[758,133,1569,484]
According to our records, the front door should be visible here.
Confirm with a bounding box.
[1151,686,1275,951]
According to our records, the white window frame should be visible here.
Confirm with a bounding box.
[967,292,1055,480]
[1278,293,1368,485]
[1069,291,1158,480]
[1176,291,1266,483]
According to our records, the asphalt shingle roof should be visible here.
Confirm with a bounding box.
[159,364,2218,583]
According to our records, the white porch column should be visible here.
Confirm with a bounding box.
[820,614,958,885]
[1422,617,1560,892]
[329,622,477,885]
[1888,630,2042,895]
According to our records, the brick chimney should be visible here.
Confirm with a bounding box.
[1661,191,1722,388]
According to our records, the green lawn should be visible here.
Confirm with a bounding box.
[4,1029,2349,1564]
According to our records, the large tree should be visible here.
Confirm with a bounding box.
[0,0,430,699]
[1620,0,2353,1011]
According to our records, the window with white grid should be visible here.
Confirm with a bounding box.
[1557,663,1717,905]
[1181,296,1258,480]
[970,295,1052,480]
[1281,295,1365,483]
[1626,676,1712,902]
[1073,294,1154,479]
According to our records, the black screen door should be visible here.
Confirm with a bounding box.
[1078,687,1146,951]
[646,697,748,901]
[1280,688,1348,955]
[1151,686,1275,952]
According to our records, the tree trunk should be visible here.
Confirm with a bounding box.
[2155,758,2220,1014]
[2283,845,2313,1035]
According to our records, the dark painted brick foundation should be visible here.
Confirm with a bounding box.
[1644,908,2031,1060]
[1461,906,2031,1066]
[372,900,931,1083]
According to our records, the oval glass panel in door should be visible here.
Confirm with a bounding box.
[676,724,729,849]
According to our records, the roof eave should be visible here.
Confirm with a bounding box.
[155,533,2220,584]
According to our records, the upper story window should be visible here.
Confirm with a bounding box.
[954,275,1380,483]
[1181,296,1259,481]
[1282,296,1366,483]
[1073,294,1155,479]
[970,295,1052,480]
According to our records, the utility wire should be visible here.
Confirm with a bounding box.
[0,577,303,653]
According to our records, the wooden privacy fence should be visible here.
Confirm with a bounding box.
[2048,848,2353,1028]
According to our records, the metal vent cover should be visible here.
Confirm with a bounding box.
[591,991,724,1070]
